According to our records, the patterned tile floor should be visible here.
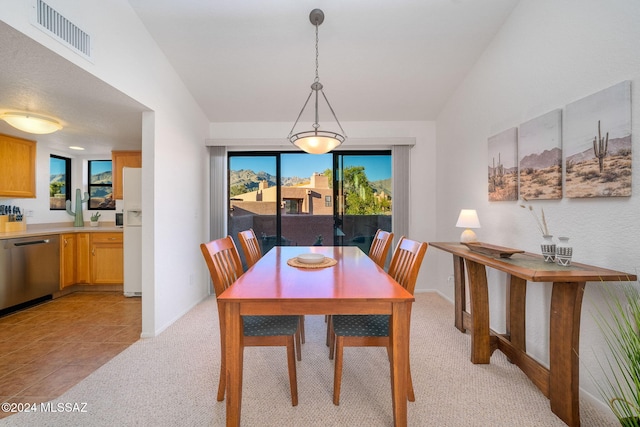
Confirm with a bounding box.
[0,292,141,419]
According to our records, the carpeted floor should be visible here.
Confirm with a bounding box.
[0,292,618,426]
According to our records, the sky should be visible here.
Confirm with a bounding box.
[230,154,391,182]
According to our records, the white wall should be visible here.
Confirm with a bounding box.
[435,0,640,405]
[0,0,211,337]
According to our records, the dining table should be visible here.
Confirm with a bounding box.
[217,245,415,427]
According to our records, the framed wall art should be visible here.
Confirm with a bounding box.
[564,80,632,198]
[488,127,518,201]
[518,109,563,200]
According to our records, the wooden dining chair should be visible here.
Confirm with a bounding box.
[238,228,305,357]
[200,236,300,406]
[325,229,394,347]
[238,228,262,268]
[369,229,394,268]
[329,236,428,405]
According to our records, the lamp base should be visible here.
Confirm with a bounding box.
[460,229,477,243]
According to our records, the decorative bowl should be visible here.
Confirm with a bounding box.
[297,253,325,264]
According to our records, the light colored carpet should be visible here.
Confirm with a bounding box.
[1,293,618,426]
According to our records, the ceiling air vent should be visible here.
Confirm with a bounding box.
[35,0,91,58]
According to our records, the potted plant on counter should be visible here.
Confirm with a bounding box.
[90,212,101,227]
[594,283,640,426]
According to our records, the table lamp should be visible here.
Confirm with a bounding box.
[456,209,481,243]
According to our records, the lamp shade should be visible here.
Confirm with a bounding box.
[291,132,345,155]
[456,209,481,228]
[456,209,481,243]
[0,112,62,134]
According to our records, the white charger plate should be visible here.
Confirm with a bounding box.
[297,253,325,264]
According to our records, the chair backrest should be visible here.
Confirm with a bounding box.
[200,236,245,298]
[387,236,428,296]
[368,229,394,268]
[238,228,262,268]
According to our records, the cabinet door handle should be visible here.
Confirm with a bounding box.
[92,248,95,256]
[109,237,116,241]
[64,238,68,246]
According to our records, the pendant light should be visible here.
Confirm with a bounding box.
[288,9,346,154]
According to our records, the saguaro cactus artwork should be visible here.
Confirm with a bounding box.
[593,120,609,173]
[66,188,90,227]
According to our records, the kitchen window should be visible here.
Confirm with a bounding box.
[88,160,115,210]
[50,155,71,210]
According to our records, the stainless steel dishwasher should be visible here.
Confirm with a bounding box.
[0,235,60,311]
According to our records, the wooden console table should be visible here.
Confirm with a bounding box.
[429,242,636,427]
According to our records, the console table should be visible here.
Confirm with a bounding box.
[429,242,636,427]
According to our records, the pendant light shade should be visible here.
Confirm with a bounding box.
[288,9,346,154]
[0,112,62,134]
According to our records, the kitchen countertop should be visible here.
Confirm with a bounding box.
[0,222,123,239]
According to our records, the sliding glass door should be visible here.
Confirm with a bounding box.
[228,151,391,259]
[334,153,392,252]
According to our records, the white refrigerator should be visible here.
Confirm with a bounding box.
[123,167,142,297]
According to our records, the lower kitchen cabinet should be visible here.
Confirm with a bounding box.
[60,233,76,288]
[76,232,91,284]
[59,231,123,287]
[90,233,123,284]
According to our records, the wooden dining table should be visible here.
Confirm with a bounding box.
[217,245,415,427]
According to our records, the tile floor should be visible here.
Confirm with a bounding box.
[0,292,141,419]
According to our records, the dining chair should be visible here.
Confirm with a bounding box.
[238,228,305,357]
[329,236,428,405]
[369,229,394,268]
[238,228,262,268]
[325,229,394,347]
[200,236,300,406]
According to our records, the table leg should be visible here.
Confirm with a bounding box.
[390,302,409,427]
[453,255,466,332]
[465,260,491,364]
[225,302,243,427]
[506,275,527,353]
[549,281,585,427]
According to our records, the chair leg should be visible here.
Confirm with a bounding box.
[217,333,226,401]
[328,318,336,360]
[332,336,344,405]
[407,360,415,402]
[299,315,305,343]
[217,355,226,401]
[325,315,331,346]
[295,326,302,362]
[286,335,298,406]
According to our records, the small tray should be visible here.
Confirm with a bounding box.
[461,242,524,258]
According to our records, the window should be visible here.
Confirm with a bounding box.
[50,155,71,210]
[227,151,391,248]
[88,160,115,210]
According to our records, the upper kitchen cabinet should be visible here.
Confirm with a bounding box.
[0,134,36,198]
[112,150,141,200]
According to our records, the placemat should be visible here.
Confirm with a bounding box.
[287,256,337,269]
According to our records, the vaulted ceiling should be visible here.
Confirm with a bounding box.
[0,1,519,154]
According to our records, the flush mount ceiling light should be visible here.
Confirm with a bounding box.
[0,112,63,134]
[287,9,346,155]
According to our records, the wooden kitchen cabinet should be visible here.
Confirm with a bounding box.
[60,233,76,289]
[90,232,123,284]
[0,134,36,198]
[112,150,141,200]
[76,232,91,284]
[58,231,123,287]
